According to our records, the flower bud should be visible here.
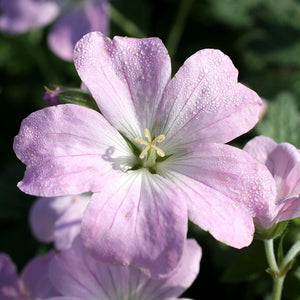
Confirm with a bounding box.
[43,87,62,106]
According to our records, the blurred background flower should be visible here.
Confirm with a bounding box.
[0,0,110,60]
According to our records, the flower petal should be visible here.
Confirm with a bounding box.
[54,194,89,250]
[263,143,300,199]
[30,197,63,243]
[74,32,171,139]
[244,136,300,199]
[158,143,277,248]
[49,237,200,300]
[81,169,187,277]
[271,162,300,225]
[14,104,133,197]
[273,195,300,223]
[170,174,254,248]
[48,0,109,61]
[30,195,89,250]
[21,251,59,299]
[0,0,59,33]
[157,49,261,149]
[243,135,277,167]
[49,239,106,299]
[50,237,142,299]
[45,298,80,300]
[139,239,201,299]
[0,254,23,299]
[283,163,300,197]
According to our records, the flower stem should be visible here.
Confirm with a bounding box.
[272,277,285,300]
[264,239,285,300]
[166,0,194,59]
[281,239,300,268]
[270,239,300,300]
[264,239,279,273]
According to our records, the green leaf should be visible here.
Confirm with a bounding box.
[50,87,100,112]
[119,132,141,157]
[256,92,300,147]
[156,154,173,162]
[254,221,289,240]
[293,217,300,226]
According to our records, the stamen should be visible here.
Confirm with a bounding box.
[152,135,165,144]
[134,138,149,146]
[139,146,150,159]
[152,145,165,157]
[135,129,165,159]
[144,128,152,143]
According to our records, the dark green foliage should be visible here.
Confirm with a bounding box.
[257,92,300,147]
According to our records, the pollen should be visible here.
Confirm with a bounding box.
[135,128,165,159]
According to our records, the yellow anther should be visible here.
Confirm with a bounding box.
[153,135,165,143]
[134,129,165,159]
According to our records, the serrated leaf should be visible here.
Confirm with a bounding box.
[256,92,300,147]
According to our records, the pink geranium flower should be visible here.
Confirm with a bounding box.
[14,32,276,277]
[244,136,300,230]
[0,0,109,61]
[0,252,59,299]
[30,194,89,250]
[45,237,201,300]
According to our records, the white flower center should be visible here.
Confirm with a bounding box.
[135,129,165,159]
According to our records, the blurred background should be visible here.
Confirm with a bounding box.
[2,0,300,299]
